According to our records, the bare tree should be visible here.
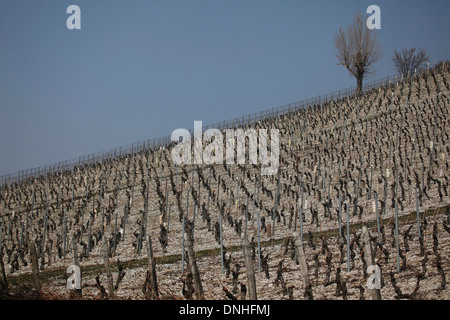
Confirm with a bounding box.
[392,48,429,77]
[334,12,382,93]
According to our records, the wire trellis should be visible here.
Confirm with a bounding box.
[1,63,446,186]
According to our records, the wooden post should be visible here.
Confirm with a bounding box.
[41,185,49,267]
[292,231,312,300]
[395,201,400,272]
[103,240,114,298]
[227,166,232,211]
[429,104,437,168]
[346,203,350,272]
[0,249,8,294]
[235,177,240,210]
[185,224,204,299]
[167,203,172,234]
[206,166,212,213]
[338,193,342,239]
[81,185,89,236]
[0,215,3,253]
[87,216,92,258]
[101,208,105,237]
[164,177,169,223]
[299,172,304,243]
[113,210,118,256]
[272,170,281,236]
[255,175,261,273]
[355,168,361,217]
[71,237,82,297]
[242,235,257,300]
[395,165,400,272]
[415,187,421,238]
[29,241,41,292]
[374,193,380,241]
[219,201,224,274]
[145,235,159,298]
[244,194,249,235]
[181,213,186,273]
[122,205,128,240]
[63,211,67,258]
[361,226,382,300]
[72,237,79,267]
[138,177,149,256]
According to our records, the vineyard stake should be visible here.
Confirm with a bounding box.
[362,226,381,300]
[395,200,400,272]
[242,234,257,300]
[103,240,114,297]
[220,201,224,274]
[63,210,67,258]
[338,193,342,240]
[146,235,159,297]
[26,186,35,243]
[101,207,105,237]
[206,166,212,213]
[355,168,361,217]
[346,202,350,272]
[71,234,79,266]
[81,183,89,236]
[415,187,421,238]
[122,205,127,240]
[429,98,437,168]
[299,173,304,244]
[293,231,312,299]
[185,223,204,299]
[374,192,380,241]
[234,176,240,211]
[87,216,92,258]
[167,203,171,234]
[41,184,49,265]
[256,206,262,274]
[181,212,186,273]
[113,209,118,256]
[71,236,82,296]
[164,177,169,224]
[395,164,400,272]
[19,216,24,249]
[272,169,281,237]
[227,166,231,211]
[30,240,41,292]
[0,216,3,253]
[139,176,150,256]
[0,244,7,294]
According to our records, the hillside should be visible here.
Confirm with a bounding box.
[1,65,449,300]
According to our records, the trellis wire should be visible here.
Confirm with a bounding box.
[3,65,443,187]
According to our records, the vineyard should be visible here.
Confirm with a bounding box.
[0,65,449,300]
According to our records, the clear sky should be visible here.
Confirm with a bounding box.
[0,0,449,177]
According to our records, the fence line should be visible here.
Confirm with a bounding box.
[1,63,447,186]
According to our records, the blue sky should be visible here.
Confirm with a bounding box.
[0,0,449,177]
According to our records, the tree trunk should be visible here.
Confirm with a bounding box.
[356,72,364,94]
[356,73,363,94]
